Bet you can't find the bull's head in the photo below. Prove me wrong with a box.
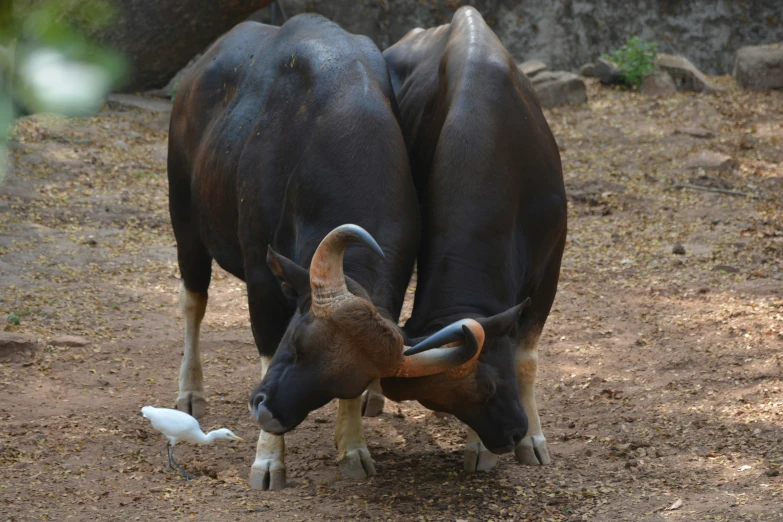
[381,301,533,455]
[250,224,495,435]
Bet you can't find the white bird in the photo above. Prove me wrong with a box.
[141,406,243,479]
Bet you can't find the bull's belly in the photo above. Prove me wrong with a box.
[211,247,246,281]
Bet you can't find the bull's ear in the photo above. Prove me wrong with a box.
[266,246,310,299]
[477,297,531,339]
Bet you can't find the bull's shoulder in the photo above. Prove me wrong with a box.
[175,22,277,111]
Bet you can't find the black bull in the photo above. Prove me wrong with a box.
[379,6,567,469]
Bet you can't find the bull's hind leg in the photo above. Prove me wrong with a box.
[335,397,376,479]
[249,356,287,490]
[361,379,385,417]
[177,282,208,418]
[514,332,551,465]
[169,160,212,419]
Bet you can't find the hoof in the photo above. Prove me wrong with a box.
[249,461,287,491]
[361,391,385,417]
[464,444,499,472]
[177,391,206,419]
[515,434,551,465]
[338,447,376,480]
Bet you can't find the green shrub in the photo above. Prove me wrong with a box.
[602,37,658,89]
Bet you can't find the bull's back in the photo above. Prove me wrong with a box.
[168,17,414,287]
[384,7,566,325]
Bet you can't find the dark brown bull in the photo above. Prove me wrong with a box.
[167,13,495,490]
[379,7,568,472]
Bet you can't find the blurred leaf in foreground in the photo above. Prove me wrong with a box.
[0,0,126,182]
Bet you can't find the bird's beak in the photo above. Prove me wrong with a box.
[232,435,245,443]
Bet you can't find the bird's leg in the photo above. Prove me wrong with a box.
[167,442,193,480]
[167,441,174,470]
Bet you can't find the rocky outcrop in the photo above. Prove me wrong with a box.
[595,58,622,85]
[733,43,783,91]
[640,71,677,96]
[656,54,717,93]
[98,0,783,91]
[531,71,587,107]
[580,63,596,77]
[253,0,783,76]
[519,60,548,78]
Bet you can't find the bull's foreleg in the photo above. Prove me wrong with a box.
[335,397,376,479]
[514,334,551,465]
[361,379,385,417]
[249,356,287,490]
[250,430,286,490]
[177,281,208,419]
[463,427,499,472]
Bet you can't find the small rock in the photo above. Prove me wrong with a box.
[713,265,739,274]
[739,135,759,149]
[640,71,677,96]
[518,59,548,78]
[532,71,587,107]
[114,140,130,152]
[684,151,738,172]
[579,62,595,77]
[733,43,783,91]
[765,468,781,477]
[674,127,716,139]
[656,54,717,93]
[595,57,622,85]
[0,333,40,361]
[672,244,686,255]
[49,335,89,348]
[774,273,783,280]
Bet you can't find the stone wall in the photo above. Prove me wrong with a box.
[254,0,782,75]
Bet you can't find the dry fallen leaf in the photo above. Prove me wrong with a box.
[667,499,683,511]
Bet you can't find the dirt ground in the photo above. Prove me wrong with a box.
[0,77,781,521]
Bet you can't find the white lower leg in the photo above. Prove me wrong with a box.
[515,342,550,465]
[249,355,287,490]
[464,427,498,472]
[177,281,208,418]
[249,430,286,490]
[335,397,376,479]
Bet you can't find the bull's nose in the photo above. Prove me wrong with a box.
[253,400,287,434]
[250,393,267,421]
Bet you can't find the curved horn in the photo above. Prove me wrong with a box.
[309,224,385,317]
[395,319,486,378]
